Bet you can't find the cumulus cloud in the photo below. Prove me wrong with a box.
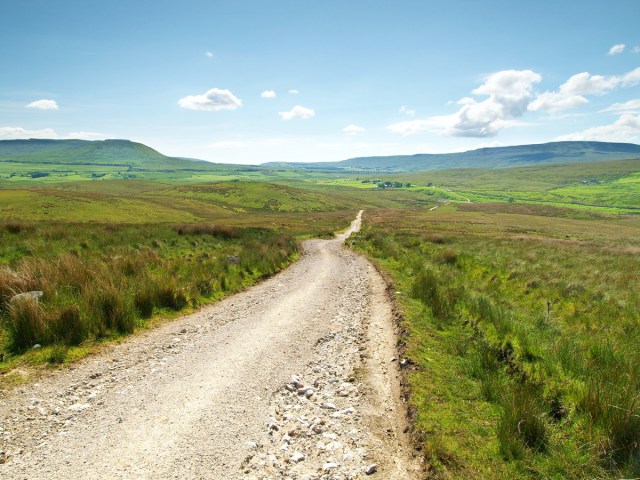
[342,124,366,135]
[178,88,242,111]
[261,90,276,98]
[608,43,625,56]
[555,114,640,142]
[278,105,315,120]
[529,67,640,113]
[399,105,415,116]
[288,89,300,94]
[388,69,541,137]
[26,99,58,110]
[603,99,640,113]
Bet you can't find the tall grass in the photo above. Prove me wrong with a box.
[0,222,298,354]
[354,207,640,478]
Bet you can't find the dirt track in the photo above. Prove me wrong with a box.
[0,211,421,479]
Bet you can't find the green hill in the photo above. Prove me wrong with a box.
[0,139,209,169]
[264,141,640,172]
[0,139,267,184]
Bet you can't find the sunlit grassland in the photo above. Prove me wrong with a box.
[0,179,391,378]
[0,221,301,378]
[401,159,640,213]
[353,206,640,479]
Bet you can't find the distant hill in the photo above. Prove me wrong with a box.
[263,141,640,172]
[0,139,213,170]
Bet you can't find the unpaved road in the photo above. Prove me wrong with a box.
[0,211,421,479]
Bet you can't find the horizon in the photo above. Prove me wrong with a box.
[1,1,639,164]
[2,137,640,166]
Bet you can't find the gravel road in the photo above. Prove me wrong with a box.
[0,211,421,479]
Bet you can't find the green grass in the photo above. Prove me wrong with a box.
[353,206,640,479]
[0,221,299,367]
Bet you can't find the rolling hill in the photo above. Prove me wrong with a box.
[0,139,211,169]
[0,139,265,183]
[264,141,640,172]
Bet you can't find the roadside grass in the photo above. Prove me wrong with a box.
[0,221,299,373]
[353,206,640,479]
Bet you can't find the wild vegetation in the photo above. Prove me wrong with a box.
[0,221,301,367]
[353,206,640,478]
[2,138,640,478]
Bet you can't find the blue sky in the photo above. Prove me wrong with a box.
[1,0,639,164]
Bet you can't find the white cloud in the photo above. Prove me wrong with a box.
[399,105,415,116]
[634,46,640,54]
[261,90,276,98]
[288,89,300,94]
[621,67,640,87]
[0,126,111,141]
[278,105,315,120]
[603,99,640,113]
[26,99,58,110]
[388,69,541,137]
[0,126,58,139]
[205,51,214,58]
[178,88,242,111]
[608,43,625,56]
[528,91,588,113]
[529,67,640,113]
[342,124,366,135]
[555,113,640,142]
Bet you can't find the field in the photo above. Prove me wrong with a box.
[1,141,639,477]
[353,206,640,478]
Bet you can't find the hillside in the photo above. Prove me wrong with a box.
[264,141,640,172]
[0,139,265,183]
[0,139,211,169]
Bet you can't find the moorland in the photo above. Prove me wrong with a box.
[1,138,639,478]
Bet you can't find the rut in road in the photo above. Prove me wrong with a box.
[0,211,421,479]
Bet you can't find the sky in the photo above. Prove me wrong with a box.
[1,0,639,164]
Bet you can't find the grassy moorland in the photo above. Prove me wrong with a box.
[391,158,640,214]
[0,221,301,371]
[0,177,377,376]
[353,206,640,478]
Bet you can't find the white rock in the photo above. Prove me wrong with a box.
[289,451,305,463]
[323,462,339,471]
